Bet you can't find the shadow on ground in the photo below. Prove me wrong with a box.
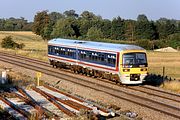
[143,73,176,86]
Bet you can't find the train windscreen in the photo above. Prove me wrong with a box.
[123,53,147,68]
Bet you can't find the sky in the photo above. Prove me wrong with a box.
[0,0,180,22]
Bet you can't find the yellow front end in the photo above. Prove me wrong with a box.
[119,50,148,84]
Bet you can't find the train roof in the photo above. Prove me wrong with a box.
[48,38,145,52]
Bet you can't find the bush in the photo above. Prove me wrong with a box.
[167,33,180,49]
[153,40,168,49]
[135,39,153,50]
[1,36,25,49]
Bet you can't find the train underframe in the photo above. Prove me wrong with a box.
[50,60,120,83]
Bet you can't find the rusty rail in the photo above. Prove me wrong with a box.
[44,84,84,102]
[44,84,108,113]
[11,92,44,118]
[38,88,91,111]
[0,95,30,119]
[32,87,75,117]
[15,86,59,118]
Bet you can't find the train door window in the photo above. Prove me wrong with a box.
[97,53,101,62]
[48,46,52,53]
[101,54,105,62]
[89,52,92,60]
[94,53,98,61]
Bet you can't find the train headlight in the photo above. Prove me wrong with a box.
[123,69,130,72]
[140,68,147,71]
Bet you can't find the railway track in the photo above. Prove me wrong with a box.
[0,86,111,119]
[0,52,180,119]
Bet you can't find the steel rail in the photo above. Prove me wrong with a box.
[0,95,30,119]
[15,86,59,118]
[32,87,76,117]
[0,54,180,119]
[126,86,180,103]
[1,51,179,100]
[1,52,179,102]
[37,87,91,111]
[43,84,108,113]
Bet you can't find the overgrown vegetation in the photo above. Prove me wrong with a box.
[0,17,32,31]
[32,10,180,50]
[1,36,25,49]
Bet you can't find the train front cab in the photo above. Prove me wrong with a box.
[119,50,148,84]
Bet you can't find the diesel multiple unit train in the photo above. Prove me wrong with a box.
[48,38,148,84]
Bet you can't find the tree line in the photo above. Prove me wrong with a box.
[0,10,179,49]
[0,17,32,31]
[32,10,180,49]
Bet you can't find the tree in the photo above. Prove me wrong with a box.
[42,23,53,40]
[80,11,101,20]
[111,16,125,40]
[137,14,148,22]
[64,10,78,18]
[32,10,50,37]
[49,12,64,25]
[0,19,5,30]
[156,18,176,39]
[135,14,158,40]
[51,18,76,38]
[86,27,103,40]
[178,22,180,33]
[100,19,112,39]
[124,20,135,41]
[4,20,14,31]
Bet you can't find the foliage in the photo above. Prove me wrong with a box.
[32,10,50,39]
[153,40,167,49]
[166,33,180,49]
[135,39,153,50]
[0,17,32,31]
[135,15,158,40]
[51,18,77,38]
[86,27,103,40]
[1,10,179,49]
[111,17,125,40]
[64,10,78,18]
[1,36,25,49]
[156,18,176,39]
[30,10,180,50]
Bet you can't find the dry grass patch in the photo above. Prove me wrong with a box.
[160,80,180,93]
[0,31,48,61]
[147,51,180,80]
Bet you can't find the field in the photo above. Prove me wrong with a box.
[0,31,48,61]
[147,51,180,80]
[0,31,179,91]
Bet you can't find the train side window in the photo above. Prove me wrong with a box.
[101,54,105,62]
